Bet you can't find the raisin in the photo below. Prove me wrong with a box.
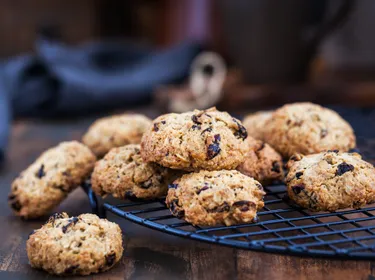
[336,162,354,176]
[48,212,66,224]
[36,164,46,178]
[201,127,212,135]
[196,186,209,194]
[207,134,221,160]
[125,191,138,201]
[105,252,116,267]
[64,265,79,275]
[192,124,201,130]
[168,184,179,189]
[327,149,339,153]
[291,184,305,195]
[169,199,185,218]
[191,115,202,124]
[161,121,166,125]
[153,123,159,132]
[233,118,248,140]
[140,180,153,189]
[10,200,22,211]
[62,217,79,233]
[208,202,230,213]
[233,200,256,212]
[271,161,281,173]
[295,172,303,179]
[320,129,328,138]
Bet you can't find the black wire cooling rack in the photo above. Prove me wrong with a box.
[82,136,375,260]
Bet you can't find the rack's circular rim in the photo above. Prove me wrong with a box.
[101,201,375,261]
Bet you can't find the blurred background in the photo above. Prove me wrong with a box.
[1,0,375,158]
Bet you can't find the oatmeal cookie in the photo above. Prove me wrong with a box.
[166,170,265,226]
[263,103,356,158]
[286,151,375,211]
[9,141,96,219]
[141,107,248,171]
[27,212,123,276]
[242,110,272,140]
[237,137,284,185]
[82,113,152,157]
[91,144,182,200]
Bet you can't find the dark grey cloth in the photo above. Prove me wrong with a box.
[0,39,201,159]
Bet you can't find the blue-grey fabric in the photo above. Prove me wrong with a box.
[0,39,201,160]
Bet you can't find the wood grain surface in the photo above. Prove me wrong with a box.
[1,107,375,280]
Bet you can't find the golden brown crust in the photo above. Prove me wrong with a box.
[9,141,96,219]
[237,137,284,185]
[166,170,265,226]
[82,113,152,157]
[141,107,248,171]
[263,103,356,158]
[91,144,183,200]
[242,111,272,140]
[286,151,375,211]
[27,212,123,276]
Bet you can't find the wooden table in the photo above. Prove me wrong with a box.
[1,107,374,280]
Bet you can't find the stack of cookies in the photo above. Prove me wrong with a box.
[8,102,375,276]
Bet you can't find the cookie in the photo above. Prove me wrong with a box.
[9,141,96,219]
[166,170,265,226]
[141,107,248,171]
[263,103,356,158]
[82,113,152,157]
[237,137,284,185]
[285,151,375,211]
[242,110,272,140]
[92,144,182,200]
[27,212,123,276]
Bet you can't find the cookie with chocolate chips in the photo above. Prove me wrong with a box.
[262,102,356,158]
[166,170,265,226]
[27,212,123,276]
[9,141,96,219]
[141,107,248,171]
[82,113,152,157]
[91,144,183,200]
[285,151,375,211]
[237,137,284,185]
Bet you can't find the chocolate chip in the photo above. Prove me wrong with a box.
[62,217,79,233]
[233,118,248,140]
[161,121,166,125]
[196,186,209,194]
[207,134,221,160]
[105,252,116,267]
[201,127,212,135]
[291,184,305,195]
[10,200,22,211]
[36,164,45,178]
[168,184,179,189]
[169,199,185,218]
[320,129,328,138]
[327,149,339,153]
[336,162,354,176]
[64,265,79,275]
[207,202,230,213]
[192,124,201,130]
[295,172,303,179]
[287,120,291,125]
[191,115,202,124]
[233,200,256,212]
[153,123,159,132]
[271,161,281,173]
[140,180,153,189]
